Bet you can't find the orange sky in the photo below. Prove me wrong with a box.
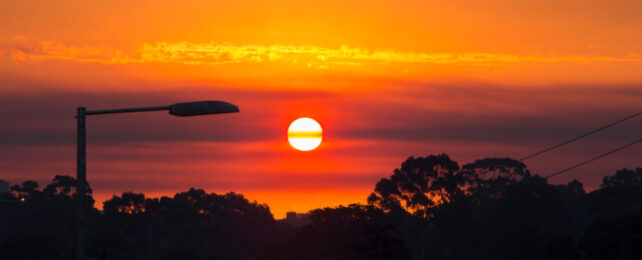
[1,0,641,218]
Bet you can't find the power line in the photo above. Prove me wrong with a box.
[519,111,641,161]
[544,138,641,179]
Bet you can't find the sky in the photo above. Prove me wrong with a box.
[0,0,641,218]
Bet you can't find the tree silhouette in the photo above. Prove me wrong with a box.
[103,191,147,215]
[99,188,281,259]
[2,176,97,260]
[44,175,93,201]
[566,179,586,197]
[10,180,40,198]
[367,155,530,217]
[367,154,461,217]
[1,159,641,259]
[602,168,642,187]
[588,168,642,217]
[459,157,530,198]
[262,204,409,260]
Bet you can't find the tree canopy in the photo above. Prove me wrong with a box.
[1,157,640,259]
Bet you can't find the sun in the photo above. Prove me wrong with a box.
[288,118,322,151]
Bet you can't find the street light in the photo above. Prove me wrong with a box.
[75,101,239,260]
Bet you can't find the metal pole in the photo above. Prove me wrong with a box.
[76,107,86,260]
[86,105,170,116]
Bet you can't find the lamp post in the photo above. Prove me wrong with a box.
[75,101,239,260]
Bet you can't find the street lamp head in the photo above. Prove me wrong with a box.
[169,101,239,117]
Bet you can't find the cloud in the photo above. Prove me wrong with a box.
[0,82,639,149]
[2,37,641,67]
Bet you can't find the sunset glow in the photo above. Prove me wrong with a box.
[0,0,640,219]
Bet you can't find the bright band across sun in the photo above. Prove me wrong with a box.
[288,118,323,151]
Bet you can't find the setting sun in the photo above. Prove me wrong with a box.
[287,118,323,151]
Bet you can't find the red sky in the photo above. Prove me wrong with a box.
[1,0,641,218]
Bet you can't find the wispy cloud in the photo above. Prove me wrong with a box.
[2,38,641,67]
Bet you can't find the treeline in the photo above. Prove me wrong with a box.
[1,178,286,259]
[1,154,641,259]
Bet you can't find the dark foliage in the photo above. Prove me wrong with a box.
[1,177,285,259]
[0,157,640,259]
[580,212,642,260]
[262,204,409,259]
